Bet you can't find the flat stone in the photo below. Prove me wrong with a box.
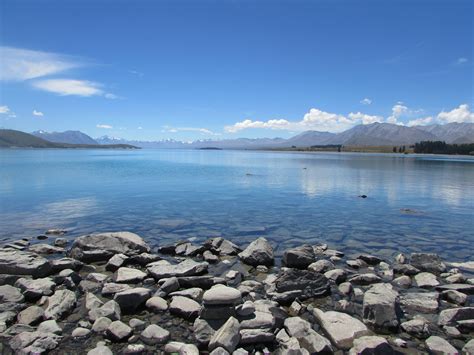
[274,268,330,300]
[106,254,128,271]
[0,249,51,277]
[50,257,83,272]
[349,336,392,355]
[425,336,457,354]
[9,331,61,353]
[15,277,56,300]
[0,284,24,307]
[205,237,240,256]
[313,309,369,349]
[69,231,150,262]
[106,320,132,342]
[114,287,151,313]
[436,283,474,294]
[169,296,201,320]
[239,329,275,344]
[115,267,148,283]
[146,296,168,312]
[363,283,400,333]
[308,259,334,273]
[282,245,315,269]
[203,285,242,305]
[238,237,274,266]
[169,287,203,301]
[349,273,382,285]
[37,319,62,334]
[410,253,446,274]
[17,306,44,325]
[357,254,383,265]
[414,272,439,288]
[441,290,467,305]
[449,261,474,272]
[209,316,240,353]
[29,243,65,254]
[140,324,170,345]
[400,292,439,313]
[44,289,76,320]
[147,259,208,280]
[88,300,121,322]
[102,282,131,296]
[438,307,474,326]
[284,316,333,353]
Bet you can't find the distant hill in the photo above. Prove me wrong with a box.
[415,122,474,144]
[32,130,98,145]
[0,129,139,149]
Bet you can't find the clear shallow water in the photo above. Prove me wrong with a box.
[0,149,473,262]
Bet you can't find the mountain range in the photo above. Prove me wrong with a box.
[11,122,474,149]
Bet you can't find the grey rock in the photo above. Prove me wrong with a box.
[106,320,132,342]
[324,268,347,284]
[9,331,61,353]
[392,275,411,288]
[140,324,170,345]
[349,273,382,285]
[204,250,219,263]
[393,263,420,276]
[400,292,439,313]
[401,317,430,338]
[410,253,446,274]
[274,268,330,300]
[29,243,65,254]
[441,290,467,305]
[358,254,383,265]
[282,245,315,269]
[87,345,114,355]
[349,336,393,355]
[203,285,242,305]
[85,292,104,310]
[0,284,25,309]
[105,253,128,271]
[438,307,474,326]
[463,339,474,354]
[89,300,121,322]
[205,237,241,256]
[169,287,203,301]
[165,341,199,354]
[239,329,275,344]
[284,316,333,353]
[113,287,151,313]
[101,282,131,296]
[37,319,62,334]
[72,327,91,337]
[145,296,168,312]
[425,336,458,354]
[69,231,150,262]
[157,276,180,295]
[313,308,369,349]
[92,317,112,333]
[123,344,146,354]
[338,282,353,296]
[414,272,439,288]
[54,238,67,247]
[169,295,201,320]
[0,311,17,332]
[0,249,51,277]
[238,237,274,266]
[44,289,76,320]
[17,306,44,325]
[193,317,217,346]
[129,318,146,331]
[147,259,208,280]
[15,277,56,300]
[114,267,147,283]
[363,283,400,333]
[436,283,474,294]
[50,257,83,272]
[209,316,240,353]
[308,259,334,273]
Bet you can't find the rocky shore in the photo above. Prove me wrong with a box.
[0,231,473,354]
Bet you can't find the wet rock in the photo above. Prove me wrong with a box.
[392,263,420,276]
[349,273,382,285]
[0,249,51,277]
[101,282,131,296]
[89,300,121,322]
[400,292,439,313]
[147,259,208,280]
[87,345,114,355]
[169,295,201,320]
[441,290,467,305]
[282,245,315,269]
[438,307,474,326]
[15,277,56,300]
[9,331,61,354]
[410,253,446,274]
[401,316,430,338]
[338,282,353,296]
[106,253,128,271]
[129,252,161,266]
[205,237,241,256]
[54,238,67,247]
[392,275,411,288]
[203,285,242,306]
[178,275,224,289]
[29,243,65,254]
[208,316,240,353]
[358,254,383,265]
[146,296,168,312]
[436,283,474,294]
[92,316,112,334]
[69,231,150,262]
[414,272,439,288]
[37,319,62,334]
[17,305,44,325]
[363,283,400,333]
[203,250,219,263]
[274,268,330,300]
[324,268,347,284]
[425,336,458,354]
[114,287,151,313]
[72,327,91,337]
[50,257,83,272]
[347,259,368,269]
[308,259,334,273]
[313,308,369,349]
[284,316,332,353]
[106,320,132,342]
[114,267,147,283]
[349,336,393,354]
[44,289,76,320]
[140,324,170,345]
[238,237,274,266]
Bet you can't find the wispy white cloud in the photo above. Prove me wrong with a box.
[0,105,10,114]
[162,126,220,136]
[455,57,468,65]
[137,126,143,130]
[32,79,116,98]
[97,124,113,129]
[129,70,144,77]
[360,98,372,105]
[0,46,81,81]
[32,110,44,117]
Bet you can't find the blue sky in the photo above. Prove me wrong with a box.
[0,0,472,141]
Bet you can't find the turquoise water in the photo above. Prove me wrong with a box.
[1,149,473,261]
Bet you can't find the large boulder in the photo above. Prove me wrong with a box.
[282,245,315,269]
[313,308,369,350]
[0,249,51,277]
[410,253,446,274]
[425,336,458,354]
[238,237,274,266]
[438,307,474,326]
[9,331,61,354]
[69,232,150,262]
[400,292,439,314]
[274,269,330,300]
[15,277,56,301]
[363,283,400,333]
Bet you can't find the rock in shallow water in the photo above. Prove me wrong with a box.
[238,237,274,266]
[362,283,400,333]
[282,245,315,269]
[274,268,330,300]
[0,249,52,277]
[410,253,446,274]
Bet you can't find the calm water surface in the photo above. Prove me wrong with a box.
[0,149,473,261]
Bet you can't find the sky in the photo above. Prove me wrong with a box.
[0,0,473,141]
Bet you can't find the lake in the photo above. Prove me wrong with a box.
[0,149,473,262]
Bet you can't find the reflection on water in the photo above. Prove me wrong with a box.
[0,149,473,261]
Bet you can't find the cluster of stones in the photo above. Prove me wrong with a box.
[0,231,473,354]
